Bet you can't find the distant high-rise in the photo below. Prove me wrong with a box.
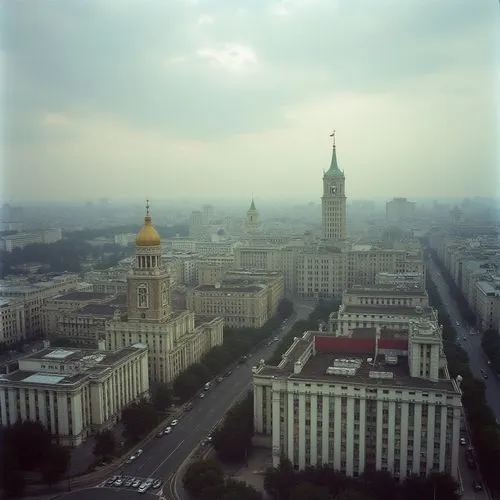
[245,198,261,234]
[321,132,347,242]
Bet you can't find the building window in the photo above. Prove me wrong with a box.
[137,284,149,309]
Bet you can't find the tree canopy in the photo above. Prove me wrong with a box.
[1,421,71,496]
[212,391,254,463]
[93,429,116,462]
[121,399,159,442]
[183,460,262,500]
[150,382,173,412]
[264,460,459,500]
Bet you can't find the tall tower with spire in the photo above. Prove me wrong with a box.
[245,198,261,234]
[321,131,347,242]
[127,200,172,322]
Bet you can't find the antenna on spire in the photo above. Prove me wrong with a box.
[146,199,150,216]
[329,130,336,148]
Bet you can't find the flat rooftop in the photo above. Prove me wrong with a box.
[55,291,109,301]
[0,345,147,388]
[195,283,265,293]
[259,351,454,392]
[343,305,432,316]
[345,287,426,296]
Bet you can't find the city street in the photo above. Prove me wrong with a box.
[426,258,493,499]
[56,302,315,500]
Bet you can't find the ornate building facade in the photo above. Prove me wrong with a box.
[105,203,224,383]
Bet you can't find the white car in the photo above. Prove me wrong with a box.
[164,426,172,434]
[136,449,143,456]
[171,419,178,426]
[459,437,466,446]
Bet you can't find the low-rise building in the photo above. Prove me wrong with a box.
[0,344,149,446]
[253,321,462,480]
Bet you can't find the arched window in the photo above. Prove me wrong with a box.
[137,283,149,308]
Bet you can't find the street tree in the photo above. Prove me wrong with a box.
[40,444,70,487]
[277,298,294,319]
[222,479,263,500]
[290,482,331,500]
[182,459,224,498]
[121,400,158,442]
[335,490,374,500]
[93,429,116,462]
[150,382,173,412]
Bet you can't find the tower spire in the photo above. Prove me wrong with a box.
[330,130,336,148]
[146,199,150,216]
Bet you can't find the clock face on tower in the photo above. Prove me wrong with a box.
[329,185,337,195]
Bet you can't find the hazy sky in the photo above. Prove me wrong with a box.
[2,0,498,204]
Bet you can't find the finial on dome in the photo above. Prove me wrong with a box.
[146,199,150,216]
[330,130,336,148]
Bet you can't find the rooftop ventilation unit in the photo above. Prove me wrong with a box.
[369,371,394,379]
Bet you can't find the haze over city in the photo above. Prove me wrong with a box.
[3,0,498,204]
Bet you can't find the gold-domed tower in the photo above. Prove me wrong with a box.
[127,200,171,322]
[136,200,161,247]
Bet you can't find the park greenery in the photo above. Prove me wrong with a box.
[0,223,188,277]
[0,421,71,498]
[425,268,500,494]
[172,298,295,401]
[263,459,460,500]
[183,459,263,500]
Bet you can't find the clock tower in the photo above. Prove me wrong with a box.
[127,201,171,322]
[321,132,347,242]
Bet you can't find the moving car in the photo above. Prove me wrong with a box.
[152,479,162,489]
[459,437,466,446]
[139,478,154,494]
[106,476,118,486]
[472,480,483,491]
[132,479,142,488]
[113,478,123,487]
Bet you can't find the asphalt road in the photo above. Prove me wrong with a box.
[426,258,500,419]
[426,258,492,499]
[57,301,315,500]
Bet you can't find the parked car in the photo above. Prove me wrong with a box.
[472,480,483,491]
[164,426,172,434]
[171,419,178,426]
[152,479,162,489]
[106,476,118,486]
[459,437,466,445]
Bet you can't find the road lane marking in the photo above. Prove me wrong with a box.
[149,439,185,477]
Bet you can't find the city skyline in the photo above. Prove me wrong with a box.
[3,0,498,203]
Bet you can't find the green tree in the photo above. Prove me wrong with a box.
[277,298,294,319]
[182,459,225,498]
[263,458,297,500]
[122,400,158,442]
[335,490,374,500]
[291,482,331,500]
[173,370,200,401]
[427,472,460,500]
[222,479,263,500]
[40,444,70,487]
[3,420,52,471]
[150,382,173,412]
[212,392,253,463]
[93,429,116,462]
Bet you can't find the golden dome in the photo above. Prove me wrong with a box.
[136,201,161,247]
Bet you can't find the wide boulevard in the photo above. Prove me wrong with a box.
[58,301,315,500]
[426,256,496,499]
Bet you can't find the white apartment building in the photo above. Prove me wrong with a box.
[0,274,81,338]
[187,281,269,328]
[475,281,500,331]
[0,344,149,446]
[1,228,62,252]
[253,323,462,480]
[0,298,26,345]
[333,286,435,336]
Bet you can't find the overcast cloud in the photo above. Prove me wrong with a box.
[1,0,498,203]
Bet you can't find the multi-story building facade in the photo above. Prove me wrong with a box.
[0,344,149,446]
[332,286,435,336]
[187,280,268,328]
[253,322,462,480]
[0,298,26,345]
[231,139,425,299]
[105,204,223,383]
[0,274,81,339]
[1,228,62,252]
